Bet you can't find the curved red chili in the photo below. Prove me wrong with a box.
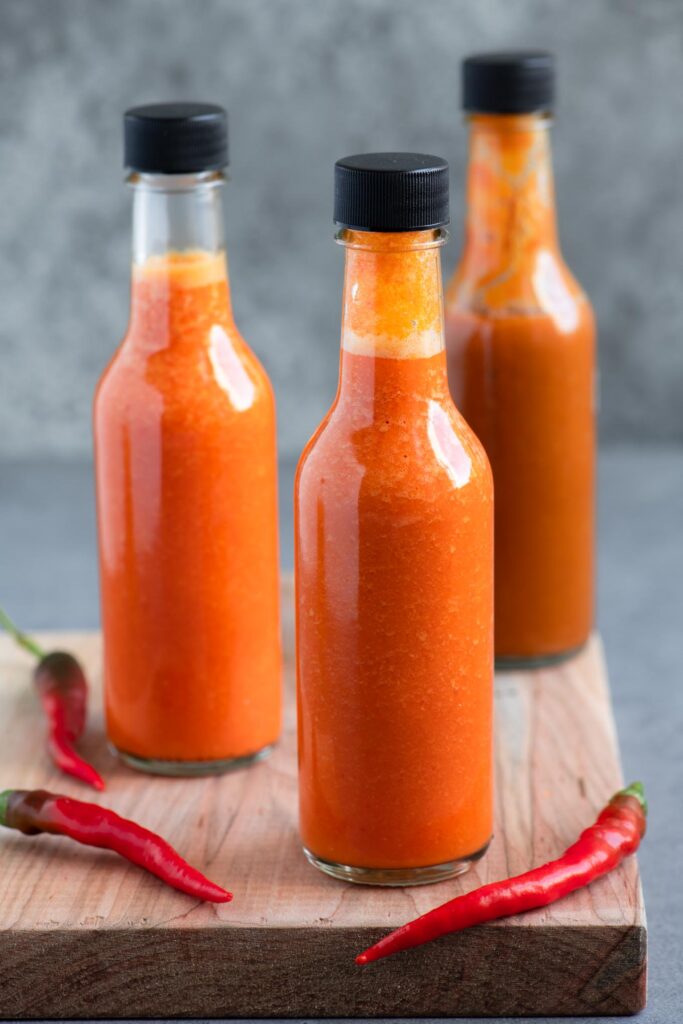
[356,782,647,965]
[0,789,232,903]
[0,609,104,791]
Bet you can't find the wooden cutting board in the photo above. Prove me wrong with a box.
[0,576,646,1018]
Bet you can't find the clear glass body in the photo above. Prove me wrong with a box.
[445,114,596,667]
[94,171,282,774]
[295,227,494,885]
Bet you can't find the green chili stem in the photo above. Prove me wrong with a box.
[619,780,648,815]
[0,607,44,660]
[0,790,11,827]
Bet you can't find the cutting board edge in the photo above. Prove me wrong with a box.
[0,920,647,1018]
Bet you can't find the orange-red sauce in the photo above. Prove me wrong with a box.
[296,231,493,869]
[95,251,282,762]
[446,115,595,660]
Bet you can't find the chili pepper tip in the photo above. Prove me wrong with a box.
[48,732,107,792]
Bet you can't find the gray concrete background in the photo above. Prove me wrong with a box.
[0,0,682,460]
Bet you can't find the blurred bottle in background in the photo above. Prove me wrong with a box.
[94,104,281,774]
[445,53,596,667]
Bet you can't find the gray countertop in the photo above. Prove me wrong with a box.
[0,444,681,1023]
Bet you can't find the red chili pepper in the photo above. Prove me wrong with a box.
[0,788,233,903]
[0,608,104,791]
[356,782,647,965]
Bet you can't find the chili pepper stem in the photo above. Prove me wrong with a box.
[0,606,45,660]
[619,781,647,813]
[0,790,10,827]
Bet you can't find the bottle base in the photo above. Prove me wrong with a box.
[110,741,276,777]
[495,642,586,671]
[302,838,491,887]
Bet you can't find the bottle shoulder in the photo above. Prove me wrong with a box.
[296,396,492,505]
[95,320,275,423]
[446,246,594,333]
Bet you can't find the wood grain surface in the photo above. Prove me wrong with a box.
[0,576,646,1017]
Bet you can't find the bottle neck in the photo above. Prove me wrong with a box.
[461,113,559,282]
[339,228,446,357]
[336,228,449,411]
[127,171,233,342]
[130,170,227,262]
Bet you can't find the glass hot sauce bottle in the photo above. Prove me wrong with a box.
[94,104,282,773]
[295,154,494,885]
[445,54,596,667]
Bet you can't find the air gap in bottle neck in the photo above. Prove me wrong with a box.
[124,102,229,268]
